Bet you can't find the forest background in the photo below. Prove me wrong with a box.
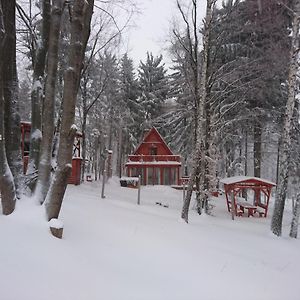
[0,0,299,237]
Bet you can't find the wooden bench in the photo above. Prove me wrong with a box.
[255,208,266,217]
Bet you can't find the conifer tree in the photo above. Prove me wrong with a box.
[138,52,168,126]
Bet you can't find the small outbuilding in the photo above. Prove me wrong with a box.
[20,121,83,185]
[125,127,181,185]
[220,176,276,217]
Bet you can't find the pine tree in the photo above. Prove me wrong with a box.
[157,51,194,171]
[119,53,140,156]
[138,52,168,126]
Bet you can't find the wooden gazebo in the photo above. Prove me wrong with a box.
[220,176,276,218]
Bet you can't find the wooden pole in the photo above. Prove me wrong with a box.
[137,175,141,205]
[101,169,106,199]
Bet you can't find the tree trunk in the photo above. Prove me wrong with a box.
[117,122,123,178]
[2,0,22,197]
[181,0,216,223]
[0,84,16,215]
[276,137,281,186]
[290,193,300,238]
[28,0,51,176]
[253,120,262,178]
[245,129,248,176]
[45,0,94,221]
[0,2,16,214]
[35,0,65,204]
[80,111,87,182]
[271,0,300,236]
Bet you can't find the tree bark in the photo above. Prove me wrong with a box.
[80,112,87,182]
[253,120,262,178]
[2,0,22,197]
[290,193,300,238]
[271,0,300,236]
[28,0,51,175]
[0,1,16,214]
[35,0,65,204]
[45,0,94,221]
[181,0,216,223]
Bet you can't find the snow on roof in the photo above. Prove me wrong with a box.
[120,176,139,182]
[125,161,181,166]
[220,176,276,186]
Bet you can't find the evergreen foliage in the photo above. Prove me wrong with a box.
[137,52,168,126]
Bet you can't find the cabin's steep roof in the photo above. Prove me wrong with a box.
[133,127,173,155]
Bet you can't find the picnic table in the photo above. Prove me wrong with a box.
[236,198,257,217]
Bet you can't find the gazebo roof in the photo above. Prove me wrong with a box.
[220,176,276,186]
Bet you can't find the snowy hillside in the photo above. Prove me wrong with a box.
[1,178,299,300]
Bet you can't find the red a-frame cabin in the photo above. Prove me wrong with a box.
[125,127,181,185]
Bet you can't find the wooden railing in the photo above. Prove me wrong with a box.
[127,155,181,162]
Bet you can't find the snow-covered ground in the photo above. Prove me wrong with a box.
[1,178,300,300]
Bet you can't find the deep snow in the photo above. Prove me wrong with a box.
[0,178,299,300]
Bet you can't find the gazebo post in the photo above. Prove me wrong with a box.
[265,187,272,217]
[231,192,235,220]
[224,185,231,212]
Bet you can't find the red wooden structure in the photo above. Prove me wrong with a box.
[220,176,276,217]
[125,127,181,185]
[20,121,82,185]
[20,122,31,174]
[68,132,83,185]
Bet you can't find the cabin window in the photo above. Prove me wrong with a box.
[146,167,160,185]
[162,168,177,185]
[149,147,157,155]
[163,168,170,185]
[147,167,154,185]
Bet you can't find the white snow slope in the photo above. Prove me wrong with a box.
[0,177,299,300]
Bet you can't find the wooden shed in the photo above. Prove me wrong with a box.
[125,127,181,185]
[20,121,82,185]
[220,176,276,217]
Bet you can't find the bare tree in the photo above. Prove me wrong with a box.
[45,0,94,221]
[271,0,300,236]
[2,0,22,197]
[35,0,66,204]
[290,193,300,238]
[181,0,216,223]
[27,0,51,176]
[0,0,17,214]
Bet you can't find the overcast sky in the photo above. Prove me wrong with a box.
[123,0,209,67]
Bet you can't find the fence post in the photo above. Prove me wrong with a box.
[137,175,141,205]
[101,169,106,199]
